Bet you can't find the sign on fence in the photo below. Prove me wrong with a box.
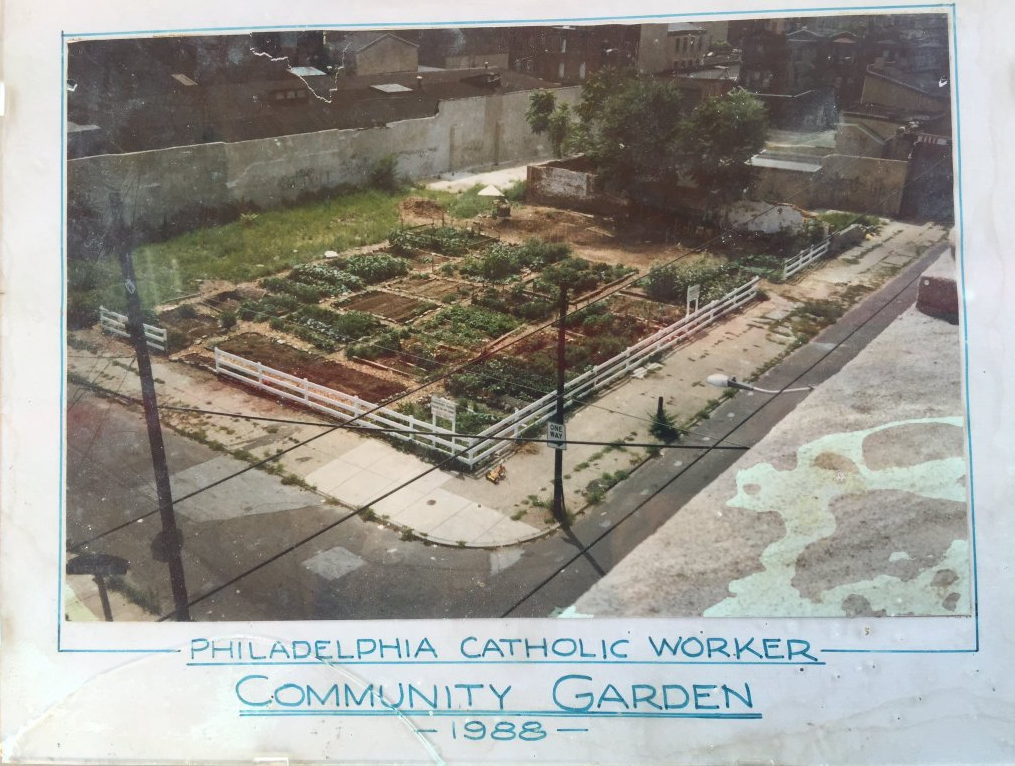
[430,396,457,423]
[686,283,701,315]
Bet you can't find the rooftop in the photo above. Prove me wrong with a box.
[573,266,968,618]
[66,60,555,156]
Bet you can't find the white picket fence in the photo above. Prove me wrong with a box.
[782,237,832,281]
[99,306,168,353]
[214,276,760,469]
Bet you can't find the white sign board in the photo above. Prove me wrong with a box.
[430,396,457,422]
[548,421,566,450]
[687,283,701,315]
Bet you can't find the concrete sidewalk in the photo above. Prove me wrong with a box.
[424,162,530,193]
[67,219,949,548]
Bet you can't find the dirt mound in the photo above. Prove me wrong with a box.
[489,206,618,248]
[400,197,447,224]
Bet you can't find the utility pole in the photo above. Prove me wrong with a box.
[113,200,191,621]
[551,284,569,527]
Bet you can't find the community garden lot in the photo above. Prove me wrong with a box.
[66,180,877,459]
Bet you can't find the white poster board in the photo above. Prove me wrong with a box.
[2,0,1013,764]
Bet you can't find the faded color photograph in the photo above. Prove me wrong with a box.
[63,12,966,622]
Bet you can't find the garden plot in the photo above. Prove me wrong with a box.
[443,302,655,411]
[338,290,437,323]
[147,221,769,465]
[158,304,221,351]
[389,274,469,302]
[217,332,406,402]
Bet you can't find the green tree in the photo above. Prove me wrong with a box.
[570,68,683,192]
[546,103,572,158]
[678,90,769,225]
[526,89,557,135]
[528,90,573,159]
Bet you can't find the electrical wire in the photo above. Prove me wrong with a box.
[68,150,954,611]
[500,253,941,616]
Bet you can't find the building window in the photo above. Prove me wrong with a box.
[560,37,567,53]
[579,61,586,79]
[558,61,566,79]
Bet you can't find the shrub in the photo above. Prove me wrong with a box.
[650,407,681,443]
[642,257,744,304]
[448,186,494,219]
[819,211,882,235]
[368,155,400,192]
[503,180,527,202]
[219,310,237,330]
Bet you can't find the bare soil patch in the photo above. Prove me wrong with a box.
[390,275,467,302]
[158,305,220,348]
[339,290,437,323]
[399,197,449,226]
[217,332,407,402]
[608,293,684,326]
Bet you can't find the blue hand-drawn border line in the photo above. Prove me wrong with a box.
[57,1,976,657]
[238,710,763,719]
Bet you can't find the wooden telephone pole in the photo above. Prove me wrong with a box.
[112,197,191,621]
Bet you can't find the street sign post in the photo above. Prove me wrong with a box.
[548,421,566,450]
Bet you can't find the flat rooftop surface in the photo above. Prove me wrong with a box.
[573,298,969,618]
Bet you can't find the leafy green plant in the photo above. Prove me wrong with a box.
[819,211,882,235]
[342,253,410,283]
[649,406,681,443]
[288,262,364,293]
[291,306,382,345]
[260,276,329,303]
[388,226,485,256]
[422,305,519,346]
[642,257,744,304]
[238,294,299,321]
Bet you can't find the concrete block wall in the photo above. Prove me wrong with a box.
[749,153,909,217]
[67,86,580,259]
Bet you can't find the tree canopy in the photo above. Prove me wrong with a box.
[678,89,769,220]
[526,71,770,221]
[570,69,684,190]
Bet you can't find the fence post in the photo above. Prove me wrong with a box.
[256,361,264,386]
[303,378,309,402]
